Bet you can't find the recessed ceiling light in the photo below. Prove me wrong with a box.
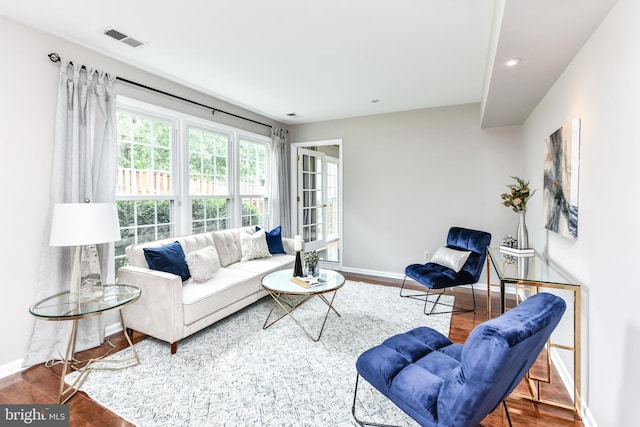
[504,58,522,67]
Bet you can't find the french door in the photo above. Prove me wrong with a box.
[297,148,326,253]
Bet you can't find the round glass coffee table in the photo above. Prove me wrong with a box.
[261,268,345,341]
[29,284,141,403]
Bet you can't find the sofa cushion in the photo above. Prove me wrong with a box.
[182,268,260,325]
[225,253,295,275]
[186,246,221,282]
[212,226,254,267]
[256,226,286,254]
[240,229,272,262]
[126,232,216,268]
[143,241,191,281]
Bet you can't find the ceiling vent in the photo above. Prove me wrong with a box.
[104,28,145,48]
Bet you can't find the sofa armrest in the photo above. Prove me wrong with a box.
[118,265,184,345]
[281,237,295,255]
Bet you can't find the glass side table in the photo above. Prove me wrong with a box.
[29,284,142,404]
[486,247,582,419]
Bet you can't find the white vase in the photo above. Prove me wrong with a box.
[517,210,529,249]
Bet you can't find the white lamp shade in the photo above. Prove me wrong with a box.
[49,203,121,246]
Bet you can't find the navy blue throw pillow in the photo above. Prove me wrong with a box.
[143,241,191,281]
[256,226,286,254]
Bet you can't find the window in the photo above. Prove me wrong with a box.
[114,97,270,272]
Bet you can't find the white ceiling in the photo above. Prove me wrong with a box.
[0,0,617,127]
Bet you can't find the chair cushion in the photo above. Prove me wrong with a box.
[446,227,492,282]
[405,263,475,289]
[356,327,459,426]
[404,227,492,290]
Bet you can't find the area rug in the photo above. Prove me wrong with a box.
[67,281,453,426]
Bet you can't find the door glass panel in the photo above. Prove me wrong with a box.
[299,150,325,252]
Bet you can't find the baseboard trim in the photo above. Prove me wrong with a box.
[0,358,25,379]
[550,348,595,426]
[105,321,123,338]
[582,405,598,427]
[339,265,507,294]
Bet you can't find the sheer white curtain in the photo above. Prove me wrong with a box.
[269,127,291,236]
[23,58,118,367]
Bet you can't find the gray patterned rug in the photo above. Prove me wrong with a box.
[67,281,453,426]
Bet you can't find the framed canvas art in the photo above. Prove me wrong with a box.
[543,118,581,239]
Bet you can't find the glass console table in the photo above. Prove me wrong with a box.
[486,247,582,419]
[29,284,141,403]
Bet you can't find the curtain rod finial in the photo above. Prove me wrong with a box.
[48,52,60,63]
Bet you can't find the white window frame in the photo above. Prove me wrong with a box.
[114,96,271,265]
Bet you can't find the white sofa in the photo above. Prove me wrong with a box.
[118,226,295,353]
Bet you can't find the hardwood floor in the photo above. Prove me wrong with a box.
[1,273,583,426]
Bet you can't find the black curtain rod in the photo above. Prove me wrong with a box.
[48,52,273,129]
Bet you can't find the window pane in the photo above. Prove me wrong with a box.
[189,128,229,196]
[191,198,230,232]
[239,139,267,195]
[241,197,267,227]
[137,200,156,226]
[114,200,175,271]
[115,228,134,258]
[118,200,135,227]
[116,111,173,196]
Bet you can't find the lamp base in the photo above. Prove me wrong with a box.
[69,246,104,303]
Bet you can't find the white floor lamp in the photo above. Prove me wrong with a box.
[49,201,121,303]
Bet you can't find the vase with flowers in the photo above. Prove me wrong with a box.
[303,250,320,277]
[500,176,536,249]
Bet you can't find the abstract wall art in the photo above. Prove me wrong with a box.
[543,118,581,239]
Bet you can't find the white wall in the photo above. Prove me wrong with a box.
[289,103,522,276]
[521,0,640,425]
[0,16,284,369]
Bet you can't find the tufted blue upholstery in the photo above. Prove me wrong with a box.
[405,227,492,290]
[354,292,566,427]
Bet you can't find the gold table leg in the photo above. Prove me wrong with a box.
[263,290,341,341]
[57,309,140,404]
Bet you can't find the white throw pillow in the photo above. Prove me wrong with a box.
[430,246,472,273]
[240,229,272,262]
[186,246,221,282]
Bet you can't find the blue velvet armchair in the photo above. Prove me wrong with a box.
[352,292,566,427]
[401,227,491,314]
